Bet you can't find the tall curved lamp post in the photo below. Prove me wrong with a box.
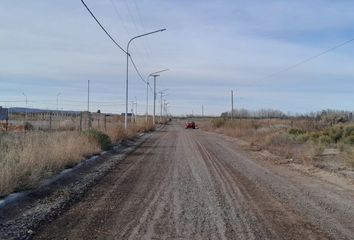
[125,28,166,129]
[146,69,169,123]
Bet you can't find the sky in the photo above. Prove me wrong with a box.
[1,0,354,116]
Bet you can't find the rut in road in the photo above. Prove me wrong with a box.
[35,123,354,240]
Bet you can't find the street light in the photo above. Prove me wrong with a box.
[56,92,61,111]
[151,74,159,125]
[146,69,169,123]
[164,101,169,118]
[125,28,166,129]
[158,89,169,123]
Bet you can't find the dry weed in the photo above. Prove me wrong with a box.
[0,131,100,196]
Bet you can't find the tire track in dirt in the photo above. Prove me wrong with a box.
[206,133,354,239]
[194,137,330,239]
[34,123,354,240]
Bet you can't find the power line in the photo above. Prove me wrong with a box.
[262,37,354,80]
[80,0,127,54]
[122,0,150,60]
[80,0,151,93]
[132,0,152,58]
[122,0,140,39]
[80,0,151,88]
[148,82,153,93]
[108,0,131,36]
[129,55,147,84]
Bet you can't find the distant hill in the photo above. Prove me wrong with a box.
[8,107,80,115]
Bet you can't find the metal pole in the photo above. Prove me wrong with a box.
[49,112,52,130]
[160,92,163,123]
[125,46,129,129]
[79,112,83,132]
[231,90,234,120]
[125,29,166,129]
[163,99,166,121]
[87,80,90,112]
[153,75,157,125]
[135,96,137,123]
[148,69,169,125]
[146,79,149,123]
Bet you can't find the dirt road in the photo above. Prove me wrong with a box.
[35,122,354,240]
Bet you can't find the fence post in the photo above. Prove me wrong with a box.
[104,114,107,131]
[5,109,9,131]
[88,112,92,129]
[79,112,83,132]
[49,112,52,130]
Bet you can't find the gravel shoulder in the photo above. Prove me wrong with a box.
[0,133,151,240]
[25,122,354,239]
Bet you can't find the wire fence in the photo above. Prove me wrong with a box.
[0,108,136,132]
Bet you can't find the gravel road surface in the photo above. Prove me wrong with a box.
[35,122,354,240]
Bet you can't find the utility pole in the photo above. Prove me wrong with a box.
[163,99,166,121]
[160,92,163,123]
[231,90,234,120]
[135,96,138,123]
[87,80,90,112]
[152,74,159,125]
[148,69,169,125]
[146,79,149,123]
[165,102,169,119]
[165,102,169,118]
[157,89,168,123]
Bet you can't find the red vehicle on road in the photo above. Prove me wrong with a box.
[185,121,196,129]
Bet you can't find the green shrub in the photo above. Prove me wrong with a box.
[83,129,112,151]
[319,135,331,145]
[24,122,34,131]
[310,132,320,139]
[289,128,306,135]
[344,125,354,137]
[344,135,354,145]
[294,133,310,143]
[329,127,343,143]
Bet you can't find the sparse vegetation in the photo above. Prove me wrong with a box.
[0,117,157,197]
[0,131,100,197]
[83,129,112,151]
[200,117,354,171]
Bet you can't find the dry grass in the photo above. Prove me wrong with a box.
[0,131,100,197]
[104,119,155,143]
[0,116,157,197]
[199,118,329,165]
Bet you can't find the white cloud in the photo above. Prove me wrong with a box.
[1,0,354,115]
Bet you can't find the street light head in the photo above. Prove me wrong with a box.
[159,28,166,32]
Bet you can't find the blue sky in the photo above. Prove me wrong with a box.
[1,0,354,115]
